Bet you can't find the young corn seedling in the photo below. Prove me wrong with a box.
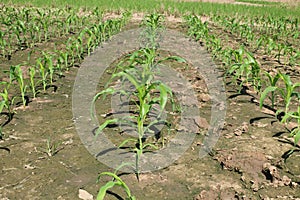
[275,73,300,117]
[39,137,62,157]
[36,57,48,91]
[56,50,69,71]
[288,50,300,67]
[0,30,7,58]
[141,13,165,49]
[79,28,96,56]
[226,46,261,92]
[42,51,55,85]
[97,171,136,200]
[282,105,300,148]
[0,81,15,120]
[185,15,209,44]
[10,65,28,107]
[260,72,300,120]
[74,37,84,63]
[260,72,280,109]
[92,47,185,178]
[28,66,37,99]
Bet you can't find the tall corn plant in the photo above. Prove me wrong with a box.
[92,47,185,178]
[92,13,185,179]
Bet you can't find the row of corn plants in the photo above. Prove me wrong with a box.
[185,14,262,92]
[0,6,130,140]
[0,5,105,59]
[185,14,300,155]
[92,13,186,200]
[211,14,300,67]
[209,14,300,150]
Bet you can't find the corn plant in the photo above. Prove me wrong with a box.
[281,105,300,147]
[39,137,62,157]
[36,57,48,91]
[0,30,6,58]
[97,171,136,200]
[226,46,261,92]
[185,15,209,44]
[260,71,300,151]
[16,20,27,48]
[92,47,185,178]
[260,71,300,118]
[289,50,300,67]
[28,66,37,99]
[260,72,280,109]
[0,81,15,120]
[10,65,28,107]
[42,51,55,85]
[74,37,84,63]
[56,50,69,70]
[141,13,165,49]
[278,73,299,115]
[79,28,96,56]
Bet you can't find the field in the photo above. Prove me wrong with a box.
[0,0,300,199]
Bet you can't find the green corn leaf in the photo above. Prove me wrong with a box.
[159,83,172,112]
[227,64,240,75]
[158,84,169,113]
[91,87,116,120]
[118,138,137,148]
[278,72,292,86]
[281,112,292,123]
[293,82,300,90]
[95,118,119,137]
[141,103,151,119]
[290,126,300,146]
[93,87,116,99]
[294,129,300,146]
[143,143,158,150]
[284,110,300,119]
[112,71,140,92]
[246,52,256,64]
[0,101,6,113]
[259,86,278,108]
[97,180,117,200]
[292,91,300,100]
[264,71,280,86]
[149,97,160,105]
[98,172,132,194]
[144,119,165,133]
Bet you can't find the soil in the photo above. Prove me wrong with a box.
[1,6,300,200]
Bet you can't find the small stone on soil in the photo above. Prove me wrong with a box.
[78,189,93,200]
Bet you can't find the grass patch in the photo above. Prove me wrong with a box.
[1,0,300,18]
